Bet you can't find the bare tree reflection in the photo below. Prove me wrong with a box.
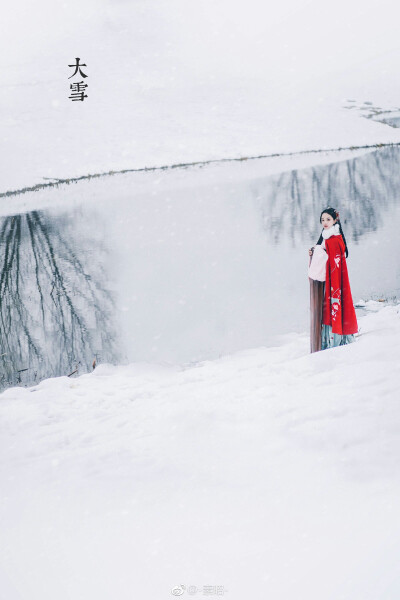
[253,146,399,245]
[0,210,119,390]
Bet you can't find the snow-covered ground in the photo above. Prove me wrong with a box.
[1,301,399,600]
[2,0,400,192]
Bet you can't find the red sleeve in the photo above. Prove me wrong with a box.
[325,237,344,334]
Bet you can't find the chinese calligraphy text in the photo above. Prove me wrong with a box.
[68,57,88,102]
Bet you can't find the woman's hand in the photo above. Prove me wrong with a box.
[308,246,314,256]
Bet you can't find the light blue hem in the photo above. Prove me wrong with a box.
[321,324,355,350]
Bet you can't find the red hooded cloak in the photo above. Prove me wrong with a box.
[322,234,358,335]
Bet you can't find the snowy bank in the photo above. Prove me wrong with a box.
[2,1,400,192]
[1,301,400,599]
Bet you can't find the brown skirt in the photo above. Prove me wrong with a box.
[309,279,325,353]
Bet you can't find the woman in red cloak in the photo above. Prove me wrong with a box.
[308,207,358,351]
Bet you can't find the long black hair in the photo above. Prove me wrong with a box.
[316,207,349,258]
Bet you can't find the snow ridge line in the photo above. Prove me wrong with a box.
[0,141,398,199]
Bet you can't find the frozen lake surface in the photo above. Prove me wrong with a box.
[1,146,400,390]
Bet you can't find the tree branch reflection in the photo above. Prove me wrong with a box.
[0,210,119,390]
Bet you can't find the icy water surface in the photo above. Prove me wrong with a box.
[1,146,400,390]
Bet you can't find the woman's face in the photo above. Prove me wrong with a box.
[321,213,337,229]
